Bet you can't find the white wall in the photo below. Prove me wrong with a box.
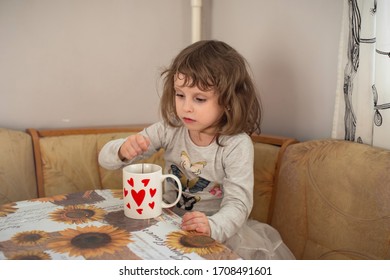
[0,0,343,141]
[0,0,191,129]
[210,0,343,140]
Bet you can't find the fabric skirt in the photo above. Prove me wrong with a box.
[225,219,296,260]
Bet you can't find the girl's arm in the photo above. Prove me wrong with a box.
[98,138,128,170]
[208,135,254,242]
[98,122,166,170]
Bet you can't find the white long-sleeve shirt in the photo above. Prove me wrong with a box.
[98,121,254,242]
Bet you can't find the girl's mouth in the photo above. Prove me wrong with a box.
[183,117,195,124]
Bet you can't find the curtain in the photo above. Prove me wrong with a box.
[332,0,390,149]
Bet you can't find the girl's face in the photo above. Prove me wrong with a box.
[174,73,224,138]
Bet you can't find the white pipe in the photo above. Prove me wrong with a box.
[191,0,202,43]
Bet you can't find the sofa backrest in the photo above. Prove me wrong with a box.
[250,135,298,223]
[27,126,164,198]
[0,128,37,204]
[27,126,297,224]
[271,139,390,260]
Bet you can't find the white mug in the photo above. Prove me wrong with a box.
[122,163,182,219]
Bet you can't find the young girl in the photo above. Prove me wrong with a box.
[99,40,294,259]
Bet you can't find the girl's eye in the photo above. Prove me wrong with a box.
[175,92,184,98]
[195,97,206,103]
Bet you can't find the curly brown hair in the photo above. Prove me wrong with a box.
[159,40,262,137]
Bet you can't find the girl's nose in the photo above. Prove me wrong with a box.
[183,99,193,112]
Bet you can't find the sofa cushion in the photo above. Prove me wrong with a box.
[271,139,390,259]
[39,134,101,196]
[250,142,280,223]
[37,130,166,197]
[0,128,37,204]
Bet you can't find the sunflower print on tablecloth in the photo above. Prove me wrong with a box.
[9,250,51,260]
[49,205,106,224]
[30,194,67,203]
[11,230,50,246]
[165,230,225,256]
[0,202,17,217]
[47,225,132,258]
[110,189,123,199]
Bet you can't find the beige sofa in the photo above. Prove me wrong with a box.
[271,139,390,260]
[1,126,389,260]
[0,128,37,203]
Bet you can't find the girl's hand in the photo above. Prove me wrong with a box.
[119,134,150,161]
[181,211,211,236]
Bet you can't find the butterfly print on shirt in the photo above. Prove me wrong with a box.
[169,165,210,193]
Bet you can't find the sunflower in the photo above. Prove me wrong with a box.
[11,230,50,246]
[47,225,131,258]
[49,205,106,224]
[165,230,225,256]
[110,189,123,199]
[8,251,51,260]
[0,202,17,217]
[31,194,67,203]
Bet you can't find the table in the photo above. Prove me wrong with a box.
[0,189,239,260]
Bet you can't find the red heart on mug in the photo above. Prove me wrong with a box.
[150,188,156,198]
[131,189,145,207]
[124,188,128,197]
[127,178,134,187]
[141,179,150,187]
[136,208,143,214]
[149,202,155,209]
[126,202,131,209]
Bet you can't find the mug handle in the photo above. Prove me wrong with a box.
[161,174,182,208]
